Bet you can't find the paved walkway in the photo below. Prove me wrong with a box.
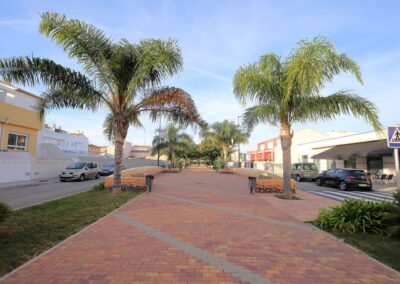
[3,171,400,283]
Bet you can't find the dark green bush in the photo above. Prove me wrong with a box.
[91,182,105,192]
[315,200,396,234]
[0,201,11,224]
[213,157,224,170]
[385,190,400,238]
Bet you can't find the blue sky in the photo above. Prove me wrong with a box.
[1,0,400,151]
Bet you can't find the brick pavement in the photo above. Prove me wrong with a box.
[2,170,400,283]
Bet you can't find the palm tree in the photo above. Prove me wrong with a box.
[0,12,204,192]
[233,36,381,198]
[209,120,248,167]
[151,124,193,167]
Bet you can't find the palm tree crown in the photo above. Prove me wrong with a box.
[0,12,204,191]
[151,124,193,167]
[208,120,248,165]
[233,36,381,196]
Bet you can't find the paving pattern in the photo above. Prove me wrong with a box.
[2,171,400,283]
[308,190,395,202]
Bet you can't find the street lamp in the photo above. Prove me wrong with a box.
[237,115,244,167]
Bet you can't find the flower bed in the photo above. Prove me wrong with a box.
[104,166,162,190]
[217,169,234,174]
[255,178,296,193]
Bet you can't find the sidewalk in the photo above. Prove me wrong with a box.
[3,171,400,283]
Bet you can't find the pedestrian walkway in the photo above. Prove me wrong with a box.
[308,190,395,202]
[3,171,400,283]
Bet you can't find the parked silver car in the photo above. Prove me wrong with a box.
[291,162,319,182]
[59,162,100,182]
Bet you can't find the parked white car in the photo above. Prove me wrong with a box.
[59,162,100,182]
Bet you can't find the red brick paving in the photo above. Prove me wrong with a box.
[3,170,400,283]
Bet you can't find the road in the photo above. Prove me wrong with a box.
[0,177,104,209]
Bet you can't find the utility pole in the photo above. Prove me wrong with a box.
[237,116,243,168]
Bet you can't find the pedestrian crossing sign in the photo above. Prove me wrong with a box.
[388,126,400,148]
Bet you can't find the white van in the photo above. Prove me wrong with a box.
[291,162,318,182]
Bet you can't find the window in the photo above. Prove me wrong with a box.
[7,133,28,151]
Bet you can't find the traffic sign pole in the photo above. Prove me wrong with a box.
[395,148,400,190]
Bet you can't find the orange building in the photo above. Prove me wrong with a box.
[248,137,278,161]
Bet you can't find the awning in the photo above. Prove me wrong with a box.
[312,140,393,160]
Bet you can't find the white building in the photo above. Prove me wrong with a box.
[37,124,89,154]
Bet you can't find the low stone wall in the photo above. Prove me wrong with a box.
[104,166,163,190]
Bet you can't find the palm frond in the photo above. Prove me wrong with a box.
[233,60,282,106]
[242,105,280,131]
[284,36,363,99]
[132,39,183,90]
[39,12,114,91]
[292,91,382,131]
[140,86,204,129]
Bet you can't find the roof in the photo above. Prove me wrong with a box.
[312,140,392,160]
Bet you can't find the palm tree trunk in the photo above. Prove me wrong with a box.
[280,122,293,198]
[222,146,228,169]
[113,126,127,193]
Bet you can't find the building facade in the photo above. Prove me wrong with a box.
[0,82,43,156]
[37,124,89,153]
[129,145,151,159]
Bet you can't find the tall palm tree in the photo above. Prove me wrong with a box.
[0,12,204,192]
[151,123,193,167]
[234,36,381,198]
[209,120,248,166]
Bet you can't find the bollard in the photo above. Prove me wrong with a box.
[248,176,256,194]
[146,175,154,192]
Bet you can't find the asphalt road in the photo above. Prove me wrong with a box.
[0,177,104,209]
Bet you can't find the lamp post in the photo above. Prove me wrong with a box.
[237,115,243,168]
[157,118,161,166]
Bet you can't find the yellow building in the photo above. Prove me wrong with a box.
[0,82,43,156]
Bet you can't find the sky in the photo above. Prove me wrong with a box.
[1,0,400,151]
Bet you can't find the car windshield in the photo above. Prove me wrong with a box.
[66,162,86,169]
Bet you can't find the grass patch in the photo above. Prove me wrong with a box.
[333,232,400,272]
[274,193,301,200]
[0,189,140,276]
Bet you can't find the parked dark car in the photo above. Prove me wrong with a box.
[315,168,372,191]
[98,163,126,176]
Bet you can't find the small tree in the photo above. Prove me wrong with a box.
[234,36,381,198]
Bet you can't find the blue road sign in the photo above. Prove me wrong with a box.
[388,126,400,148]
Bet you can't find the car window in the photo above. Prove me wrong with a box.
[326,169,335,175]
[348,170,366,177]
[92,163,97,169]
[66,162,85,169]
[309,164,317,170]
[303,164,310,170]
[336,169,343,175]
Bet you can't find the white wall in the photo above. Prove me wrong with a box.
[0,152,32,183]
[37,128,89,153]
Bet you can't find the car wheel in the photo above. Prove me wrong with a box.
[79,174,85,182]
[296,175,302,182]
[316,178,322,186]
[95,173,100,179]
[339,181,347,191]
[60,179,65,182]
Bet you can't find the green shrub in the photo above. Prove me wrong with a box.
[91,182,105,192]
[175,159,184,170]
[315,200,396,234]
[385,190,400,238]
[213,157,224,170]
[0,201,11,224]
